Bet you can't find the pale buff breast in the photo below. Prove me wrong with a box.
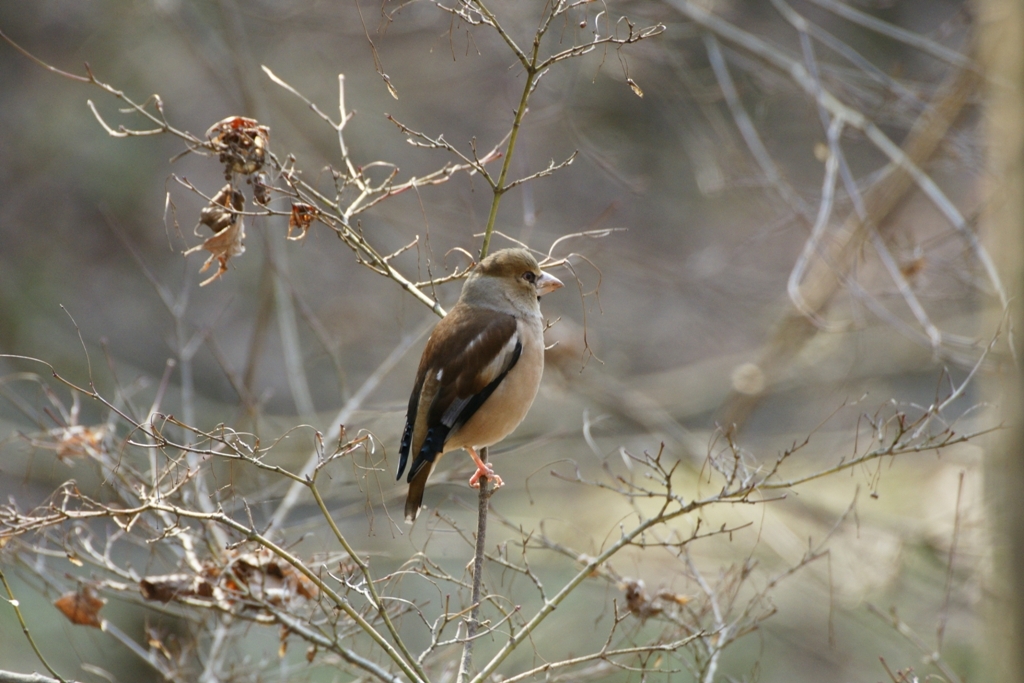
[444,315,545,451]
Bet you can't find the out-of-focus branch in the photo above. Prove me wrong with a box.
[266,320,430,532]
[0,672,75,683]
[673,0,984,428]
[977,2,1024,681]
[804,0,975,69]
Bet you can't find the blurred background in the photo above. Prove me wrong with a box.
[0,1,1002,681]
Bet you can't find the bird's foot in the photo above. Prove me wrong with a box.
[468,463,504,489]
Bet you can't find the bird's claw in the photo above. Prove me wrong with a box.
[469,464,504,489]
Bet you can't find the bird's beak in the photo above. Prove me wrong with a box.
[536,271,564,297]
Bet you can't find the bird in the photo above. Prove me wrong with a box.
[396,248,564,522]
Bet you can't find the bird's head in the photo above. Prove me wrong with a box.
[464,248,563,312]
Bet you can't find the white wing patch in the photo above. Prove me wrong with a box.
[478,331,519,385]
[463,330,486,355]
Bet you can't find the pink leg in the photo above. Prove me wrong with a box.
[466,447,504,489]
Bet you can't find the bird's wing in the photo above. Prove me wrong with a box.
[397,306,520,483]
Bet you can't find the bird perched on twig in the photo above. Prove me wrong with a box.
[397,248,564,522]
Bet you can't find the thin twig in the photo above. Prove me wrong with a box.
[867,604,964,683]
[937,470,965,650]
[0,569,68,683]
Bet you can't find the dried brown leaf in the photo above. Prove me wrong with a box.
[223,547,319,606]
[620,579,690,621]
[54,586,105,628]
[34,424,107,461]
[206,116,269,177]
[287,203,317,241]
[198,184,244,234]
[140,573,215,603]
[253,172,272,205]
[184,185,246,286]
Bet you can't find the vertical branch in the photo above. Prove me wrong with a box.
[937,470,965,650]
[269,233,317,419]
[460,4,552,673]
[478,69,536,260]
[473,0,547,260]
[458,447,493,683]
[147,271,229,551]
[215,1,317,421]
[463,5,564,675]
[199,620,230,683]
[687,556,728,683]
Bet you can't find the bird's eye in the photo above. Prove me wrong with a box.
[523,271,537,284]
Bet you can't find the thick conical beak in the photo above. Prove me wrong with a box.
[536,271,564,297]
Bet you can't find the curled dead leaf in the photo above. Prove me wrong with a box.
[139,546,318,613]
[657,589,690,606]
[54,586,106,628]
[140,573,215,603]
[287,203,317,241]
[184,185,246,286]
[224,547,319,605]
[198,184,244,234]
[30,424,107,461]
[206,116,269,177]
[252,172,272,205]
[622,578,660,620]
[621,578,687,622]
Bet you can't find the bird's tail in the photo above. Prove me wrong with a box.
[404,461,433,523]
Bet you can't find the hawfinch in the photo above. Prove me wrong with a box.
[397,248,563,522]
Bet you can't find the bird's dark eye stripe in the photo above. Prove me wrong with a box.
[523,271,537,283]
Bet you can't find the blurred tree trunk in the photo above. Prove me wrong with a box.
[979,1,1024,681]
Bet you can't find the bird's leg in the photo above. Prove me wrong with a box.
[466,446,504,489]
